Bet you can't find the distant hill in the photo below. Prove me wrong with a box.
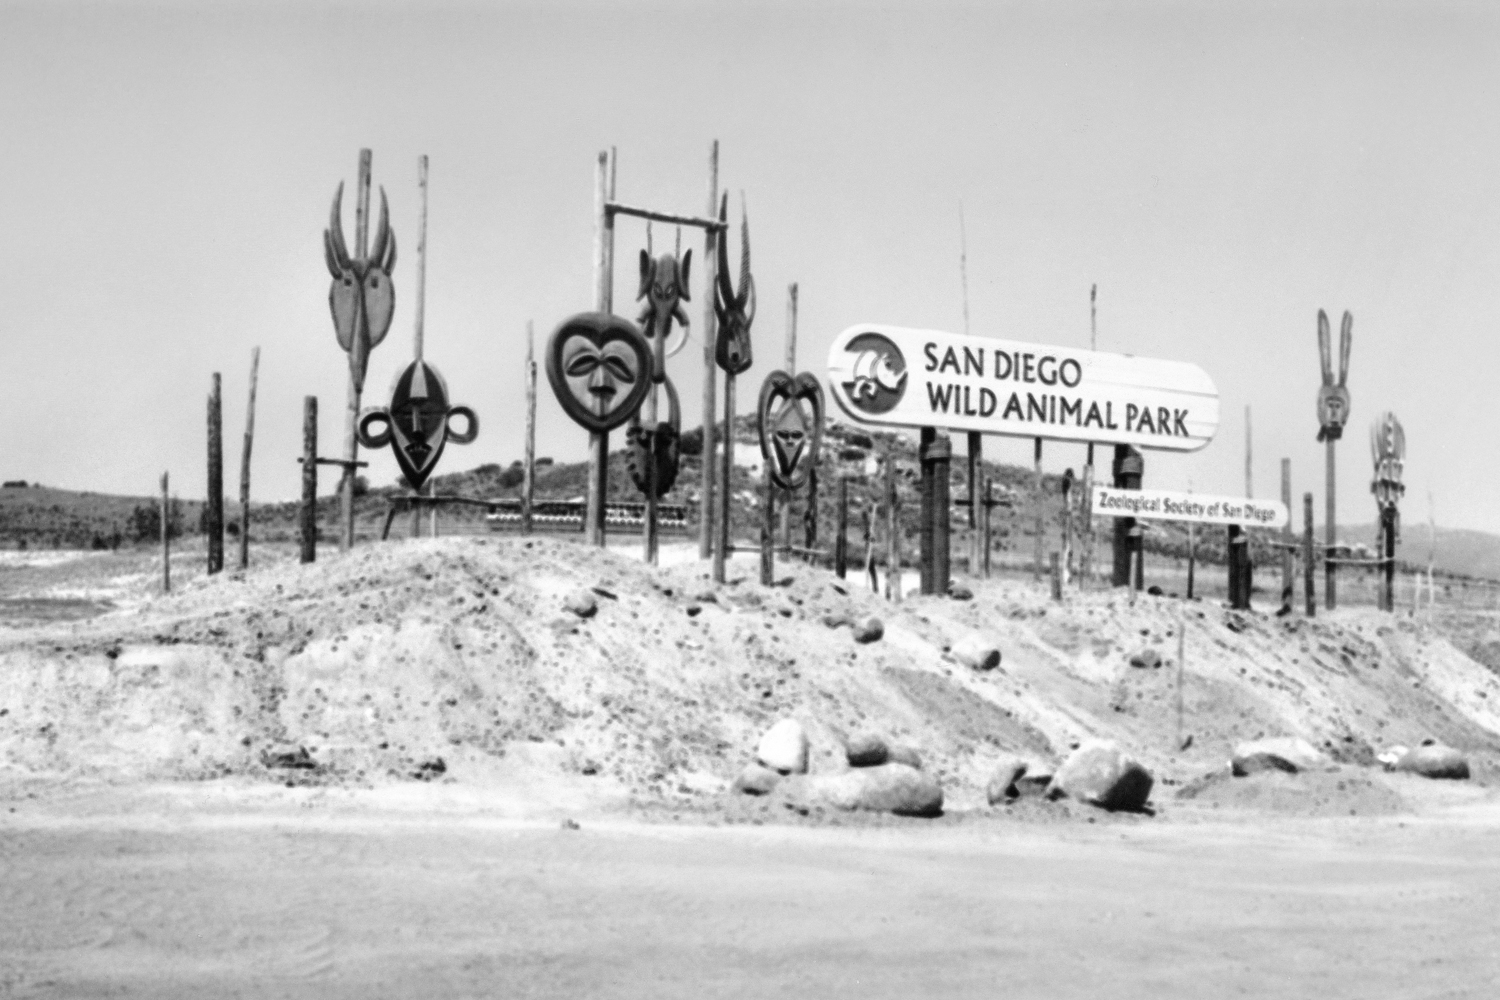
[1342,523,1500,583]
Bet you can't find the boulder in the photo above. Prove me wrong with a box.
[822,611,853,629]
[1015,771,1052,797]
[810,763,943,817]
[732,762,783,795]
[986,756,1028,805]
[1231,737,1325,776]
[755,718,809,775]
[948,584,974,601]
[846,733,889,768]
[852,616,885,644]
[951,634,1001,671]
[1391,743,1470,780]
[1128,648,1161,669]
[1047,741,1154,811]
[563,590,598,618]
[887,743,923,770]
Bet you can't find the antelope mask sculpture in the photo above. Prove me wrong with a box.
[1316,309,1352,442]
[713,194,755,376]
[324,184,398,393]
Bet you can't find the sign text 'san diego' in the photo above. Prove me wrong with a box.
[1092,487,1289,528]
[826,325,1219,452]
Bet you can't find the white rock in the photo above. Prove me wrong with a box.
[755,718,809,775]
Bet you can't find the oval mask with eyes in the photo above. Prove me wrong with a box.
[357,359,478,492]
[757,370,824,492]
[546,313,653,434]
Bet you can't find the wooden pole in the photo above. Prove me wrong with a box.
[588,149,615,548]
[300,396,317,563]
[983,478,993,578]
[1383,507,1397,613]
[428,481,438,538]
[932,433,951,594]
[715,373,734,582]
[863,499,877,593]
[760,465,775,586]
[339,149,371,553]
[967,433,982,575]
[1244,404,1252,498]
[1061,471,1073,587]
[1081,447,1093,590]
[206,372,223,574]
[919,427,935,593]
[1326,437,1337,609]
[414,155,428,362]
[699,140,719,561]
[1176,605,1186,747]
[804,463,818,561]
[1186,519,1196,600]
[1050,551,1062,601]
[1280,458,1292,610]
[779,283,798,549]
[835,476,848,578]
[1303,491,1316,616]
[1033,437,1044,581]
[523,321,536,536]
[160,472,170,593]
[885,455,902,602]
[237,347,259,570]
[1227,525,1241,608]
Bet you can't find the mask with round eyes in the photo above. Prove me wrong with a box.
[356,359,477,492]
[637,250,692,365]
[545,313,653,433]
[627,376,682,498]
[324,183,398,393]
[757,370,824,491]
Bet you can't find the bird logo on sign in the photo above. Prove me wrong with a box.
[842,332,908,415]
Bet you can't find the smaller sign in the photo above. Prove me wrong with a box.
[1091,487,1288,528]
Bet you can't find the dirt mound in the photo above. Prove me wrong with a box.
[1176,765,1409,817]
[3,537,1500,821]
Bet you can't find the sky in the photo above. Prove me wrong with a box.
[2,0,1497,532]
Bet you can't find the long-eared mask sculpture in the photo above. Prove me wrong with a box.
[325,184,398,393]
[714,193,755,376]
[627,247,692,497]
[546,313,653,434]
[357,360,477,491]
[758,370,824,492]
[1316,309,1352,443]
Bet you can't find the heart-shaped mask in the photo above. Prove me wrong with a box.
[546,313,652,434]
[757,370,824,491]
[357,359,477,491]
[627,376,682,498]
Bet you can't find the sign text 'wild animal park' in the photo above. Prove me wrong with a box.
[825,325,1219,452]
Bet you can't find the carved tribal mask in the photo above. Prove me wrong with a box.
[357,359,477,491]
[324,184,397,393]
[713,193,755,376]
[545,313,653,434]
[1316,309,1352,443]
[757,370,824,491]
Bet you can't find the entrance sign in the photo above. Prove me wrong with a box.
[826,325,1219,452]
[1092,486,1288,528]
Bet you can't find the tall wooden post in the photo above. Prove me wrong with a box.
[1186,520,1196,600]
[588,148,616,547]
[835,476,848,578]
[1303,492,1316,616]
[1050,552,1062,601]
[699,141,719,560]
[760,465,775,586]
[1280,459,1293,609]
[1382,507,1397,612]
[523,321,536,535]
[919,428,935,593]
[206,372,223,574]
[1244,405,1253,498]
[1061,471,1073,587]
[160,472,170,593]
[1080,446,1094,590]
[804,463,818,559]
[300,397,317,564]
[1227,525,1242,608]
[983,478,994,578]
[780,284,798,549]
[1111,445,1143,586]
[967,433,982,575]
[1033,437,1044,580]
[930,433,951,594]
[862,498,876,592]
[237,348,259,570]
[1325,438,1337,609]
[885,455,902,602]
[339,149,371,553]
[715,369,735,583]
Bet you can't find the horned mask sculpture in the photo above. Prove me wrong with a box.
[1316,309,1352,442]
[758,370,824,492]
[324,184,398,393]
[714,193,755,376]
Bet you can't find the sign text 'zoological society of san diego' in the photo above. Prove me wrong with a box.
[825,325,1219,452]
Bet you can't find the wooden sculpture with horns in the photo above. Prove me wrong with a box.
[324,184,398,393]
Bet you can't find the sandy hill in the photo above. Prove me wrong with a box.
[2,536,1498,819]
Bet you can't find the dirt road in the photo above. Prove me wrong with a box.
[4,787,1498,999]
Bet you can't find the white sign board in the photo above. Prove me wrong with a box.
[1091,486,1289,528]
[826,324,1218,451]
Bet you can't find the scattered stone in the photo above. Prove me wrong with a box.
[756,718,809,775]
[261,745,315,770]
[1128,648,1161,669]
[822,611,853,629]
[831,583,848,595]
[685,605,702,617]
[564,590,598,618]
[948,584,974,601]
[887,743,923,770]
[412,757,447,781]
[561,818,581,830]
[1231,737,1325,776]
[951,634,1001,671]
[1147,585,1164,596]
[777,606,794,618]
[590,584,618,600]
[694,591,718,604]
[733,762,783,795]
[810,763,943,817]
[986,756,1028,805]
[1389,743,1470,780]
[846,733,890,768]
[1047,741,1154,812]
[852,616,885,643]
[1015,772,1052,797]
